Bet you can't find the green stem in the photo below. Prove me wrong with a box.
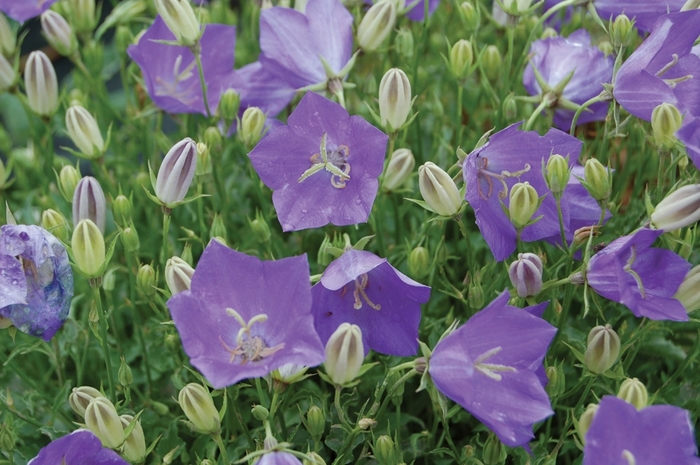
[161,211,171,268]
[524,99,549,131]
[92,282,116,401]
[570,93,607,135]
[127,253,153,397]
[212,433,229,464]
[193,43,212,117]
[334,385,350,428]
[556,195,568,251]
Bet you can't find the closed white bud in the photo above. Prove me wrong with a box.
[379,68,412,132]
[681,0,700,10]
[69,386,105,417]
[674,265,700,313]
[154,0,201,46]
[165,256,194,294]
[178,383,220,434]
[73,176,107,233]
[24,51,59,117]
[0,53,15,92]
[156,137,197,206]
[577,403,599,445]
[651,102,683,149]
[357,1,396,52]
[72,219,106,278]
[120,414,147,463]
[239,107,266,148]
[584,324,621,374]
[85,397,124,449]
[617,378,648,410]
[0,13,15,58]
[41,11,78,56]
[325,323,364,385]
[508,182,539,228]
[66,105,104,157]
[383,148,415,191]
[67,0,98,33]
[650,184,700,232]
[508,253,543,298]
[418,162,462,216]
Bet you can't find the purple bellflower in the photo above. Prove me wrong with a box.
[463,123,583,261]
[367,0,440,21]
[0,0,57,22]
[0,225,73,341]
[428,292,556,448]
[677,114,700,169]
[127,16,236,115]
[613,10,700,122]
[249,91,388,232]
[584,396,700,465]
[586,228,690,321]
[259,0,354,91]
[593,0,685,33]
[523,30,614,130]
[28,429,129,465]
[311,249,431,356]
[167,240,325,389]
[255,452,302,465]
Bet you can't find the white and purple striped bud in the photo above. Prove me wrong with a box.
[418,162,462,216]
[156,137,197,206]
[650,184,700,232]
[378,68,412,133]
[73,176,107,233]
[325,323,364,386]
[674,265,700,313]
[165,256,194,295]
[66,105,104,158]
[40,10,78,57]
[154,0,201,46]
[383,148,415,191]
[24,51,59,117]
[85,397,124,449]
[357,0,396,53]
[0,13,15,58]
[0,53,15,92]
[508,253,543,298]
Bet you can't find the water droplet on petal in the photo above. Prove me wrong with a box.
[301,209,308,214]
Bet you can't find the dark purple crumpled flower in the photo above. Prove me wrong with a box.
[249,92,387,232]
[523,30,614,130]
[584,396,700,465]
[0,0,57,22]
[463,123,583,261]
[0,225,73,341]
[167,240,325,389]
[28,429,129,465]
[429,292,556,448]
[613,10,700,121]
[586,228,690,321]
[311,249,430,356]
[259,0,353,90]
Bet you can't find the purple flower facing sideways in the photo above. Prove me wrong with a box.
[677,114,700,170]
[28,429,129,465]
[523,30,614,130]
[311,249,431,357]
[463,123,584,261]
[429,292,556,447]
[0,0,57,22]
[167,240,325,389]
[584,396,700,465]
[613,10,700,121]
[249,92,388,232]
[0,225,73,341]
[586,228,690,321]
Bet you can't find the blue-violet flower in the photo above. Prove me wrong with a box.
[28,429,129,465]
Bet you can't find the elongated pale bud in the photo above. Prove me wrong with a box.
[72,219,105,278]
[239,107,266,148]
[165,256,194,294]
[617,378,648,410]
[682,0,700,10]
[509,182,539,229]
[58,165,81,203]
[69,386,104,417]
[395,27,414,60]
[450,39,473,80]
[583,158,611,201]
[67,0,98,33]
[41,11,78,57]
[545,154,570,195]
[501,0,533,14]
[650,184,700,231]
[357,0,396,53]
[374,435,396,465]
[408,246,430,279]
[383,148,415,191]
[418,162,462,216]
[41,209,69,243]
[178,383,220,434]
[0,14,15,58]
[137,264,157,296]
[0,54,15,92]
[112,194,132,227]
[24,51,59,117]
[577,403,599,445]
[73,176,107,233]
[305,405,325,441]
[217,88,240,123]
[66,105,104,158]
[154,0,201,46]
[508,253,543,298]
[379,68,412,132]
[584,324,620,374]
[674,265,700,313]
[482,45,502,82]
[325,323,364,385]
[120,414,146,464]
[85,397,124,449]
[156,137,197,206]
[651,102,683,149]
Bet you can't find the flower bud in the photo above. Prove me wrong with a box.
[58,165,81,202]
[481,45,502,82]
[509,182,539,229]
[24,51,59,117]
[156,137,198,206]
[203,126,223,153]
[180,243,194,266]
[358,417,377,430]
[674,265,700,313]
[577,403,599,444]
[251,404,269,421]
[69,386,104,417]
[0,54,15,92]
[120,414,146,464]
[408,246,430,279]
[545,154,570,195]
[545,365,565,398]
[651,102,683,149]
[584,324,621,374]
[468,276,484,309]
[118,356,133,387]
[502,0,533,15]
[582,158,611,201]
[459,1,480,30]
[239,107,266,148]
[41,11,78,57]
[165,256,195,294]
[0,14,16,58]
[196,141,211,176]
[65,105,104,158]
[418,162,462,216]
[209,213,227,242]
[85,397,124,449]
[306,405,325,440]
[217,88,240,123]
[611,14,634,48]
[483,434,507,465]
[250,210,271,243]
[617,377,648,410]
[394,27,414,60]
[650,184,700,231]
[115,25,133,57]
[383,148,415,191]
[178,383,220,434]
[450,39,473,80]
[541,27,558,39]
[682,0,700,10]
[73,176,107,233]
[154,0,201,46]
[41,209,69,243]
[325,323,364,385]
[374,435,396,465]
[113,194,132,227]
[508,252,543,297]
[67,0,98,34]
[303,452,326,465]
[137,264,157,296]
[357,0,396,52]
[0,423,14,452]
[379,68,412,132]
[72,219,106,278]
[503,94,517,120]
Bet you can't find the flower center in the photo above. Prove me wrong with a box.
[154,54,198,103]
[476,157,532,201]
[298,132,351,189]
[623,245,646,299]
[473,346,516,381]
[220,308,284,364]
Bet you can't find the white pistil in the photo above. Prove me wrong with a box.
[621,450,636,465]
[297,132,351,189]
[473,346,516,381]
[352,273,381,310]
[623,245,646,299]
[476,157,532,200]
[220,308,284,364]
